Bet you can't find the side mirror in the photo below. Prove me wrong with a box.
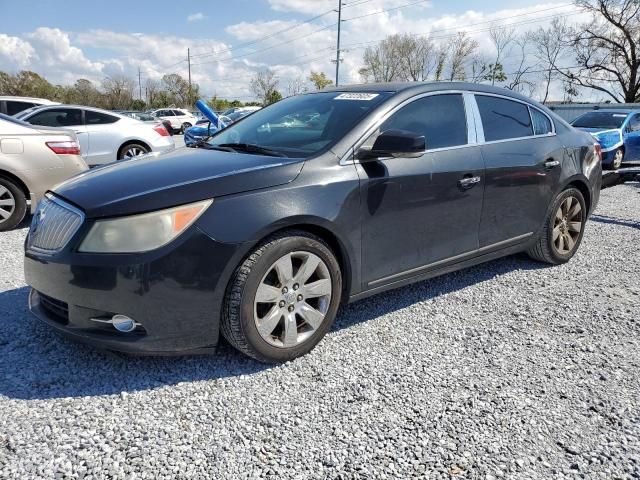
[358,129,426,160]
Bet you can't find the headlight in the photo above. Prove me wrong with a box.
[79,199,213,253]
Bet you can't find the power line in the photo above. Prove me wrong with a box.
[342,0,429,22]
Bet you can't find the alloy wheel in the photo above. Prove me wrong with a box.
[552,196,583,255]
[613,149,623,169]
[0,185,16,224]
[123,146,146,159]
[254,251,332,348]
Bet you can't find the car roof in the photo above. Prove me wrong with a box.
[580,109,638,115]
[0,96,59,104]
[18,104,133,120]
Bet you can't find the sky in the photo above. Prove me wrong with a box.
[0,0,592,101]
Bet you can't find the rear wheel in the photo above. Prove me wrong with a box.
[527,187,586,264]
[118,143,149,160]
[221,231,342,363]
[0,177,27,232]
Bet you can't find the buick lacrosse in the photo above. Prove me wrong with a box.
[25,82,602,363]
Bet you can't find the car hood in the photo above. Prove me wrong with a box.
[575,127,624,151]
[53,147,304,218]
[575,127,620,134]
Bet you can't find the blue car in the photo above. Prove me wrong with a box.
[572,109,640,169]
[184,99,228,147]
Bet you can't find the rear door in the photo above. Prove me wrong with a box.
[358,93,485,287]
[25,107,90,159]
[623,114,640,161]
[84,110,122,164]
[474,94,563,248]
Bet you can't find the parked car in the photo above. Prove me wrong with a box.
[16,105,174,166]
[571,109,640,169]
[184,117,231,147]
[0,113,87,231]
[149,108,197,134]
[0,96,59,116]
[24,82,601,362]
[221,106,261,117]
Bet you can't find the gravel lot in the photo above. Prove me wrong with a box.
[1,184,639,479]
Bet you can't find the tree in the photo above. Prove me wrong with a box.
[560,0,640,102]
[162,73,190,107]
[266,90,283,105]
[250,70,280,106]
[102,75,135,110]
[308,71,333,90]
[488,26,515,85]
[448,32,479,81]
[504,34,536,95]
[286,76,307,96]
[64,79,102,107]
[359,36,403,82]
[532,18,570,103]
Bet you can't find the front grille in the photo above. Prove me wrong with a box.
[37,291,69,324]
[27,195,84,252]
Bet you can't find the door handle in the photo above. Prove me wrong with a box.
[545,159,560,168]
[458,176,481,189]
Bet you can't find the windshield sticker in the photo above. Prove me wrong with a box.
[334,93,379,101]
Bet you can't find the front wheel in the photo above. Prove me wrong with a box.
[611,148,624,170]
[527,187,586,264]
[221,231,342,363]
[180,122,192,134]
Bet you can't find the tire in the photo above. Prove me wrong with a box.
[118,143,149,160]
[221,231,342,363]
[610,148,624,170]
[527,187,586,265]
[0,176,27,232]
[180,122,192,134]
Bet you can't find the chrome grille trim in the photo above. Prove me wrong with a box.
[27,194,84,253]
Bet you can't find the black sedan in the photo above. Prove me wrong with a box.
[24,82,602,363]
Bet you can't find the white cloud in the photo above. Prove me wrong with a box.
[187,12,206,22]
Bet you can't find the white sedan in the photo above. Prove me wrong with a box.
[16,105,175,166]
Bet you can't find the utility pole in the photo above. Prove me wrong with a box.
[187,48,192,108]
[138,66,142,101]
[335,1,342,86]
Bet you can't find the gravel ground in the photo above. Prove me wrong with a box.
[1,184,639,479]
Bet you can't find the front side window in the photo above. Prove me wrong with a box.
[627,114,640,132]
[362,94,468,151]
[476,95,533,141]
[531,108,553,135]
[27,108,83,127]
[86,110,119,125]
[208,91,391,158]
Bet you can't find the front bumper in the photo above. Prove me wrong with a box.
[24,226,242,355]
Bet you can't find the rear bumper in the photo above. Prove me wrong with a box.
[150,137,175,155]
[24,227,242,355]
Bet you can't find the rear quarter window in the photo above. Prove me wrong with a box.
[530,108,553,135]
[85,110,119,125]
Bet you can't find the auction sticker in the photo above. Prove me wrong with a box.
[334,93,379,101]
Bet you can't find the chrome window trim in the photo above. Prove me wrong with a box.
[340,90,474,165]
[340,89,557,165]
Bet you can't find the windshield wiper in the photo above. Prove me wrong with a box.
[196,142,237,152]
[217,143,288,157]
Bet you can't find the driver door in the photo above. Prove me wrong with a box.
[624,114,640,161]
[356,93,485,287]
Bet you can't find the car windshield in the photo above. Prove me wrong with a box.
[572,112,628,129]
[0,112,37,128]
[207,91,391,158]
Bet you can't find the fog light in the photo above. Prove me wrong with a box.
[111,315,137,333]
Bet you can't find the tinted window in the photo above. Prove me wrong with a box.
[373,94,468,150]
[158,110,173,116]
[86,110,119,125]
[27,108,83,127]
[628,114,640,132]
[209,91,392,158]
[531,108,553,135]
[476,95,533,141]
[173,110,186,116]
[6,101,35,116]
[572,111,627,129]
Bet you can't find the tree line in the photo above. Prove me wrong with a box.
[357,0,640,103]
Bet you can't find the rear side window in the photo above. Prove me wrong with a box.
[86,110,119,125]
[27,108,83,127]
[530,108,553,135]
[376,94,468,150]
[173,110,186,116]
[476,95,533,141]
[6,101,36,116]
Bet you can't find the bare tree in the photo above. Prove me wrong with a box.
[448,32,479,81]
[162,73,191,107]
[102,75,134,110]
[359,36,403,82]
[532,18,570,103]
[286,76,307,97]
[504,34,536,94]
[396,34,438,81]
[250,70,280,106]
[560,0,640,102]
[489,26,515,85]
[145,78,161,106]
[434,47,448,81]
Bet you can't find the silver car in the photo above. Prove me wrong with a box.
[16,105,175,166]
[0,114,87,231]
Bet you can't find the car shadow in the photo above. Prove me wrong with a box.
[590,214,640,230]
[0,254,545,400]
